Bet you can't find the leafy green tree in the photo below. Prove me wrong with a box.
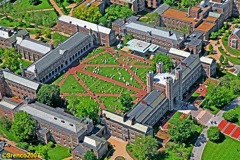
[73,5,102,24]
[166,142,191,160]
[120,93,133,112]
[223,58,228,66]
[29,0,40,5]
[11,111,36,142]
[223,110,238,123]
[37,84,63,107]
[67,99,99,121]
[140,13,160,26]
[84,150,97,160]
[169,118,195,143]
[207,126,222,142]
[152,53,173,72]
[208,44,213,54]
[38,145,49,160]
[219,55,224,64]
[123,34,133,44]
[2,48,22,72]
[131,136,158,160]
[0,116,12,130]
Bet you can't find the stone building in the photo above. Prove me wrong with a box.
[0,26,28,49]
[228,27,240,49]
[0,69,41,100]
[112,16,185,51]
[26,32,93,83]
[16,37,52,62]
[56,15,116,47]
[233,0,240,16]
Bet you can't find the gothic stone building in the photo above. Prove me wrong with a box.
[56,15,116,47]
[228,27,240,49]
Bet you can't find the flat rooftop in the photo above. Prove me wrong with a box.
[162,8,197,25]
[196,21,215,33]
[204,16,217,22]
[0,101,18,110]
[153,73,176,85]
[127,39,159,53]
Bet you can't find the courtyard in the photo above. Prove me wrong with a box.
[53,47,153,113]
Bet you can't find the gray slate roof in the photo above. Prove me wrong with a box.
[27,32,89,73]
[128,90,166,124]
[233,28,240,38]
[153,4,170,15]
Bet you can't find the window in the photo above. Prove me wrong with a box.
[54,117,57,120]
[61,120,65,123]
[70,124,73,126]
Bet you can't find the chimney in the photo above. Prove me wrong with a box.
[76,25,80,32]
[169,31,172,36]
[69,21,72,24]
[123,17,126,24]
[20,63,25,77]
[131,116,135,125]
[188,7,191,17]
[49,43,54,50]
[182,33,186,40]
[123,113,128,122]
[103,113,106,118]
[141,100,148,106]
[181,62,187,67]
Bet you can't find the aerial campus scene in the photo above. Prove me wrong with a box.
[0,0,240,160]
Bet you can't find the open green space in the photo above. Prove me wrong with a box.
[65,96,98,108]
[189,92,200,103]
[77,72,136,94]
[131,67,151,83]
[48,145,71,160]
[86,52,119,65]
[15,60,32,74]
[53,73,65,85]
[52,32,68,46]
[0,126,18,142]
[99,96,124,113]
[222,37,240,56]
[18,0,53,10]
[0,18,33,28]
[60,75,86,93]
[218,46,240,65]
[83,48,105,60]
[202,136,240,160]
[168,112,182,125]
[133,60,151,66]
[85,67,142,88]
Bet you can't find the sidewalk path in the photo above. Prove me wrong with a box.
[49,0,64,15]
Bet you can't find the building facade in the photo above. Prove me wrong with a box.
[56,15,116,47]
[228,27,240,49]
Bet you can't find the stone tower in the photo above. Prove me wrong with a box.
[166,77,174,110]
[156,62,164,73]
[146,71,154,93]
[175,67,183,101]
[0,70,6,98]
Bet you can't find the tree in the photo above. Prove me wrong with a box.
[29,0,40,5]
[219,55,224,64]
[37,84,63,107]
[2,48,21,72]
[169,118,195,143]
[84,150,97,160]
[67,98,99,121]
[120,93,133,112]
[223,58,228,66]
[0,116,12,130]
[140,13,160,26]
[11,111,36,142]
[131,136,158,160]
[223,110,238,123]
[38,145,49,160]
[152,53,173,72]
[207,126,222,142]
[123,34,133,44]
[166,142,191,160]
[208,44,213,54]
[73,5,102,24]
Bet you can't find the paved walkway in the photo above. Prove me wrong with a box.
[107,137,133,160]
[58,49,151,111]
[49,0,64,15]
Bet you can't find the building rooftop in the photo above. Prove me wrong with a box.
[17,38,51,55]
[181,55,200,79]
[3,71,40,90]
[153,73,176,85]
[124,21,184,42]
[200,56,214,64]
[196,21,215,33]
[18,102,88,134]
[27,32,89,73]
[0,26,11,39]
[0,97,20,110]
[102,110,150,134]
[191,6,201,11]
[209,12,221,18]
[153,4,170,15]
[58,15,111,34]
[127,90,166,124]
[161,8,197,25]
[232,27,240,38]
[83,135,106,150]
[126,39,159,53]
[168,48,191,58]
[205,16,217,22]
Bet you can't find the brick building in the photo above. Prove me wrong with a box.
[56,15,116,47]
[228,27,240,49]
[26,32,94,83]
[0,26,28,49]
[233,0,240,16]
[0,69,40,100]
[113,16,185,51]
[16,37,52,62]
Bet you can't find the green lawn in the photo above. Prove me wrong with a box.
[84,48,105,60]
[99,96,124,113]
[86,52,119,65]
[226,106,240,125]
[52,32,68,46]
[85,67,142,88]
[48,145,71,160]
[65,96,98,110]
[60,75,86,93]
[18,0,53,10]
[131,67,151,83]
[202,136,240,160]
[218,44,240,65]
[77,72,136,94]
[53,73,65,85]
[133,60,151,66]
[222,38,240,56]
[15,60,32,74]
[0,126,18,142]
[0,18,33,28]
[189,92,200,103]
[168,112,182,125]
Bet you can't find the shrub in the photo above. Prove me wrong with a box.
[223,110,238,123]
[16,142,29,150]
[207,126,222,142]
[47,141,54,149]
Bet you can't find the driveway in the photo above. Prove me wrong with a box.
[107,136,133,160]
